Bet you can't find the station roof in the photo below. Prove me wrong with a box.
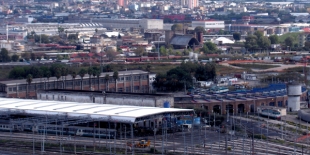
[0,98,193,123]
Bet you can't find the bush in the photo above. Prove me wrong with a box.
[227,146,232,151]
[253,134,266,139]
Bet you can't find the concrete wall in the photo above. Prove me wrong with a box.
[37,91,174,108]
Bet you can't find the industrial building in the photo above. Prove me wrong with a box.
[191,20,225,30]
[37,89,174,108]
[175,84,307,115]
[0,97,193,138]
[0,70,150,99]
[91,18,163,30]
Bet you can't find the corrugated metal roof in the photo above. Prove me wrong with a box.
[0,98,193,123]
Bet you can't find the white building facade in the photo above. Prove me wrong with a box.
[191,20,225,29]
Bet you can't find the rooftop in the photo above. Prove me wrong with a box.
[0,98,193,123]
[0,70,148,86]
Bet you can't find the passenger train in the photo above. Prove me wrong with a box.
[259,109,281,119]
[0,124,116,138]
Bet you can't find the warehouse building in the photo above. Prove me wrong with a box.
[0,70,150,98]
[37,89,174,108]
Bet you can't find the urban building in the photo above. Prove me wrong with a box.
[174,84,307,115]
[298,27,310,47]
[188,0,199,9]
[191,20,225,30]
[37,89,174,108]
[91,18,163,30]
[0,70,150,98]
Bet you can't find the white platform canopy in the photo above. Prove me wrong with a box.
[0,98,193,123]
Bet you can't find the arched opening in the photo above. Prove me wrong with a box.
[226,104,234,114]
[188,38,200,49]
[213,105,221,114]
[238,104,244,113]
[278,101,283,107]
[250,104,255,112]
[269,102,275,106]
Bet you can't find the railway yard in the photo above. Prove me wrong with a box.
[0,114,309,155]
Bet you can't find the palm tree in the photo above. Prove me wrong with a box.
[104,74,110,91]
[71,71,77,90]
[46,71,51,89]
[55,69,61,89]
[61,67,68,89]
[95,69,101,91]
[26,74,33,99]
[79,69,87,90]
[88,67,93,90]
[113,71,119,92]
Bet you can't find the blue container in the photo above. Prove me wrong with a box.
[163,101,170,108]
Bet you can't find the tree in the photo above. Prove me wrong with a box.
[257,36,271,49]
[254,31,263,39]
[9,67,25,79]
[160,46,168,56]
[45,70,51,89]
[268,35,279,44]
[205,42,217,51]
[285,36,294,48]
[58,27,64,35]
[194,26,206,34]
[134,47,145,56]
[88,67,93,90]
[26,74,33,98]
[0,48,10,62]
[171,24,183,31]
[61,67,69,88]
[22,52,31,61]
[200,44,210,54]
[113,71,119,92]
[106,49,117,61]
[11,55,19,62]
[146,65,151,72]
[79,69,87,90]
[71,71,77,90]
[244,35,258,50]
[55,69,61,89]
[233,32,241,41]
[93,67,101,90]
[104,74,110,91]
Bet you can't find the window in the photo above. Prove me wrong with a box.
[134,76,139,81]
[118,88,123,92]
[126,77,131,81]
[134,86,139,90]
[126,87,131,92]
